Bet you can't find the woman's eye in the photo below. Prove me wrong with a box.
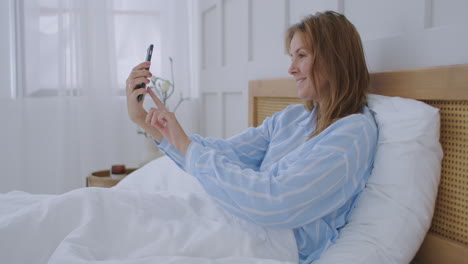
[299,53,306,58]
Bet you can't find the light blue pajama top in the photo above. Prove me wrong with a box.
[155,104,378,263]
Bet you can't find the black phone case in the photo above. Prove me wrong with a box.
[137,44,154,102]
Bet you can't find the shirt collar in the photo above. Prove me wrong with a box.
[298,104,317,128]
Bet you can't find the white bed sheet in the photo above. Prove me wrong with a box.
[0,156,298,264]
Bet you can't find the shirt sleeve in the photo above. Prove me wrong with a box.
[155,112,277,171]
[184,115,377,229]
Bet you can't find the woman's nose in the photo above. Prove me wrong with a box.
[288,61,297,75]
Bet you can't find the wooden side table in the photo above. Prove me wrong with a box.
[87,168,137,188]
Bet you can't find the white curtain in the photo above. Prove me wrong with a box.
[1,0,194,194]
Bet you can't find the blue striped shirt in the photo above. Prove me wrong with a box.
[156,104,378,263]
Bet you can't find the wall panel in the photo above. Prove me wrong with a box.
[289,0,340,25]
[433,0,468,27]
[346,0,424,41]
[202,92,222,138]
[202,5,219,69]
[250,0,285,62]
[223,0,247,67]
[223,92,245,138]
[364,24,468,72]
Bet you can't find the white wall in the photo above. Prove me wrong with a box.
[196,0,468,138]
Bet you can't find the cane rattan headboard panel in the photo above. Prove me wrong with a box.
[248,64,468,264]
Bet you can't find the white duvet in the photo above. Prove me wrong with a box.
[0,156,298,264]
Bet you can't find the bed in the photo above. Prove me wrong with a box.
[0,64,467,263]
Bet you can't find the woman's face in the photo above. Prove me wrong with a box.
[288,33,326,102]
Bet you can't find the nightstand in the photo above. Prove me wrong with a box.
[87,168,137,188]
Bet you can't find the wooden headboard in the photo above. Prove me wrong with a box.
[248,64,468,264]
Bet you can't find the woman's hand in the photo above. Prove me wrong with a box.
[125,62,163,142]
[125,61,152,124]
[146,88,192,154]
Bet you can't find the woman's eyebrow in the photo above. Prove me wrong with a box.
[289,47,306,56]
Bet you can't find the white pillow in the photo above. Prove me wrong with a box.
[115,156,205,194]
[315,94,443,264]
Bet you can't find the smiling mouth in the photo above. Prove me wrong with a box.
[296,78,305,84]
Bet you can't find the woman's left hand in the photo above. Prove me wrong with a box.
[145,88,192,154]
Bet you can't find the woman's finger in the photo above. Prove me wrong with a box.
[126,78,150,96]
[131,61,151,71]
[147,108,161,128]
[126,62,152,92]
[157,111,168,125]
[127,69,152,82]
[151,109,163,128]
[147,87,168,111]
[131,87,147,101]
[145,108,155,125]
[128,77,150,89]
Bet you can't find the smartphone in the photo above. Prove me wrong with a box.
[137,44,154,102]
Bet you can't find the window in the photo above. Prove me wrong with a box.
[15,0,81,97]
[14,0,161,98]
[112,6,161,96]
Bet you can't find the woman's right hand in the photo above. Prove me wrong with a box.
[126,61,152,124]
[125,62,163,142]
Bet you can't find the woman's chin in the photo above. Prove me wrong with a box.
[297,90,313,101]
[296,87,304,98]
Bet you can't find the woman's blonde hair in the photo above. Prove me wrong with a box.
[285,11,369,138]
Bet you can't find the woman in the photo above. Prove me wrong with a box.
[126,11,377,264]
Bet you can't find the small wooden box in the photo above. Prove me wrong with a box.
[87,168,137,188]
